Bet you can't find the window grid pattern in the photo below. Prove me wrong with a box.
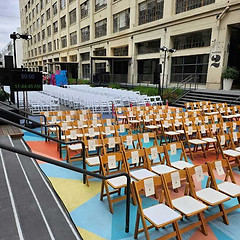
[81,1,89,19]
[53,21,58,33]
[61,36,67,48]
[60,16,66,29]
[113,8,130,33]
[81,26,90,42]
[53,2,57,16]
[82,64,90,78]
[176,0,215,14]
[138,39,160,54]
[139,0,164,25]
[60,0,66,10]
[95,19,107,38]
[173,29,212,50]
[70,31,77,45]
[171,54,209,83]
[95,0,107,12]
[113,46,128,56]
[81,52,90,61]
[69,9,76,25]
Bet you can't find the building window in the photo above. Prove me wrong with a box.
[37,18,40,28]
[43,44,46,53]
[60,0,66,10]
[60,16,66,29]
[40,0,44,9]
[82,64,90,78]
[36,3,39,13]
[69,8,76,25]
[41,13,45,24]
[29,13,31,21]
[137,39,160,54]
[173,29,212,50]
[139,0,164,25]
[48,42,52,52]
[81,52,90,61]
[81,26,90,42]
[176,0,215,14]
[46,8,50,20]
[94,48,106,56]
[32,8,35,18]
[70,55,77,62]
[95,62,106,73]
[53,21,58,33]
[95,19,107,38]
[34,35,36,43]
[47,25,51,36]
[70,31,77,45]
[171,54,209,83]
[33,22,36,31]
[113,9,130,33]
[69,0,75,4]
[81,1,89,19]
[42,29,45,39]
[61,35,67,48]
[26,16,28,24]
[38,46,41,54]
[113,46,128,56]
[37,32,41,41]
[95,0,107,12]
[53,2,57,16]
[137,59,159,83]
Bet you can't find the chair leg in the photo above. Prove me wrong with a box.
[172,222,182,240]
[105,182,114,214]
[198,212,208,236]
[134,211,141,239]
[219,203,229,225]
[100,180,104,201]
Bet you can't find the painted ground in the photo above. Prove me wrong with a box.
[23,128,240,240]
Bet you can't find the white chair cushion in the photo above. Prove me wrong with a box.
[143,204,181,227]
[223,149,240,157]
[201,137,217,143]
[218,182,240,198]
[171,161,194,170]
[196,188,230,206]
[152,165,176,174]
[172,196,208,216]
[68,144,82,151]
[189,139,206,145]
[107,176,127,189]
[130,169,157,180]
[86,156,100,166]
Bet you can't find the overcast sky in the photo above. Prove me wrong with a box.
[0,1,20,50]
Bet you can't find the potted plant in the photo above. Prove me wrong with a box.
[222,66,239,90]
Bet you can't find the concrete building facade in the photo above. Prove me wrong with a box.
[19,0,240,89]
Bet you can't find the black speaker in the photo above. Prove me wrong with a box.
[4,56,14,69]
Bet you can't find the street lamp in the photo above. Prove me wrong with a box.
[10,32,32,106]
[10,32,32,68]
[159,46,176,97]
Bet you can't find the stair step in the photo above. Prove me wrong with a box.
[0,136,82,240]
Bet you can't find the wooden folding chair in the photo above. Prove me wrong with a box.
[102,136,122,155]
[164,142,194,170]
[121,134,139,152]
[133,176,182,240]
[184,125,206,160]
[123,149,157,181]
[137,132,158,149]
[207,159,240,215]
[186,164,230,225]
[100,152,128,213]
[114,123,132,136]
[83,127,101,140]
[145,146,176,175]
[162,170,208,236]
[161,119,180,143]
[216,134,240,169]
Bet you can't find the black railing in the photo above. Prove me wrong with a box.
[0,101,48,138]
[0,141,131,233]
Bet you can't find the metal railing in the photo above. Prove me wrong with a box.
[0,100,48,138]
[0,140,131,233]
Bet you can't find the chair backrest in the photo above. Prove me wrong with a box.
[102,136,122,155]
[100,152,126,176]
[144,145,167,167]
[121,134,139,151]
[164,142,188,165]
[137,132,158,149]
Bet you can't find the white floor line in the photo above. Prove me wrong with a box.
[0,148,24,240]
[8,136,55,240]
[20,139,81,240]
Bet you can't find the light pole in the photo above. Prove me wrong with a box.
[159,46,176,98]
[10,32,32,106]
